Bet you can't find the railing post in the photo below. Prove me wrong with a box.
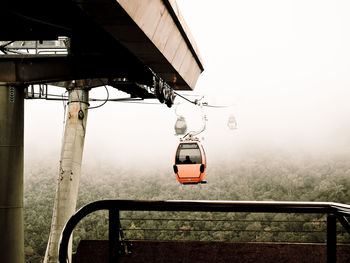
[327,214,337,263]
[109,208,120,263]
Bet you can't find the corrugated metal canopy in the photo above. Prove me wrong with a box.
[73,0,204,90]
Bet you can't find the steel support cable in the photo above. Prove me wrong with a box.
[24,91,163,105]
[25,92,136,102]
[336,215,350,234]
[26,86,231,109]
[173,91,234,108]
[0,41,15,54]
[173,91,196,105]
[0,41,15,48]
[12,11,72,32]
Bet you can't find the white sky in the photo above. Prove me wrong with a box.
[176,0,350,152]
[25,0,350,168]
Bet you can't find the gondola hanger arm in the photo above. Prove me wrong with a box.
[183,102,207,140]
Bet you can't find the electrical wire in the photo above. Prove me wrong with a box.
[88,85,109,109]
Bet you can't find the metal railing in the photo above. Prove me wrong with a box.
[58,200,350,263]
[118,217,344,243]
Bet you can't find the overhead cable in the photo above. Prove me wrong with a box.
[88,85,109,110]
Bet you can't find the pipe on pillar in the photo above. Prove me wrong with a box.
[44,83,89,263]
[0,85,25,263]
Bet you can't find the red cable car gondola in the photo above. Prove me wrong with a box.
[172,100,208,184]
[173,137,207,184]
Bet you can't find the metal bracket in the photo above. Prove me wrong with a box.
[119,223,132,256]
[336,215,350,235]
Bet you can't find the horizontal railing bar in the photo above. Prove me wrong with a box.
[72,200,350,215]
[120,218,327,223]
[122,228,325,233]
[123,238,334,245]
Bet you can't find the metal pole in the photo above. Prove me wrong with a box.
[44,83,89,263]
[109,208,120,263]
[0,85,24,263]
[327,214,337,263]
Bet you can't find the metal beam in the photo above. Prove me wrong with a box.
[0,54,154,86]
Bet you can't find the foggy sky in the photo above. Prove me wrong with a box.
[24,0,350,168]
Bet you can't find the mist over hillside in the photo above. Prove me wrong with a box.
[24,149,350,262]
[25,148,350,203]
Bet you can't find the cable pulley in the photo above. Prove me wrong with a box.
[153,76,176,108]
[154,77,165,103]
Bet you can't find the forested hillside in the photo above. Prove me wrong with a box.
[24,150,350,262]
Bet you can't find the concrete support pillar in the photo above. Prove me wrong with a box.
[44,85,89,263]
[0,85,24,263]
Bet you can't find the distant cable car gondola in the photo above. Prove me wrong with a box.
[174,116,187,135]
[227,115,237,130]
[173,137,207,184]
[173,103,187,135]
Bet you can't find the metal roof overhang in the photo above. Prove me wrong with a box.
[0,0,203,90]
